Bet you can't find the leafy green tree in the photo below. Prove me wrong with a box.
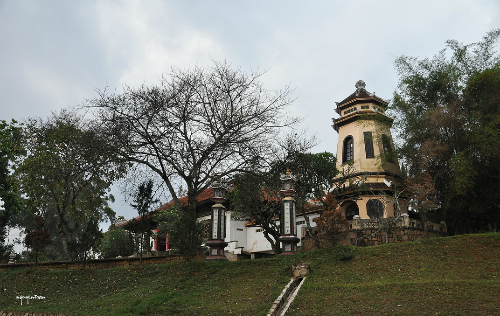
[17,110,124,258]
[273,152,337,233]
[0,119,24,258]
[228,171,282,254]
[155,205,204,258]
[90,62,297,257]
[228,151,337,253]
[98,228,135,259]
[391,29,500,233]
[130,179,159,263]
[67,218,102,268]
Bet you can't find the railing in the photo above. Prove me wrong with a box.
[351,215,446,233]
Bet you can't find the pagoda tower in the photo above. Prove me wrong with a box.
[332,80,404,220]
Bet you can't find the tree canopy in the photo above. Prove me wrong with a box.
[17,110,124,258]
[0,119,24,257]
[97,228,135,259]
[391,29,500,234]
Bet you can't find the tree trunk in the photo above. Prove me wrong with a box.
[263,231,281,255]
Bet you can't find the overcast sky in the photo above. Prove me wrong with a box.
[1,1,499,228]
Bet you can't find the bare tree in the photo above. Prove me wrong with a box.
[89,61,296,256]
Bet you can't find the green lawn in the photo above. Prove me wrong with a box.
[289,234,500,315]
[1,233,499,315]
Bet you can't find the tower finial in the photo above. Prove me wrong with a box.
[355,80,366,90]
[355,80,366,96]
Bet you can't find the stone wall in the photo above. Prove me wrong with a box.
[301,217,447,251]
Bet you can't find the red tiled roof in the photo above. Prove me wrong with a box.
[117,187,214,227]
[156,188,214,212]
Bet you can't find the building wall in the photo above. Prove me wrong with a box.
[224,216,247,255]
[224,213,320,256]
[336,115,397,174]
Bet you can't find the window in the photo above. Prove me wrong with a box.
[367,199,384,219]
[364,131,374,158]
[256,228,263,233]
[342,136,354,163]
[344,107,358,115]
[382,134,395,163]
[296,220,305,225]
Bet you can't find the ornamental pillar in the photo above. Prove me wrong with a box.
[279,169,300,255]
[206,179,229,260]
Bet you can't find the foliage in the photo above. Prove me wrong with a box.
[0,119,24,257]
[229,151,337,253]
[313,193,349,245]
[98,228,135,259]
[273,152,337,207]
[155,205,204,258]
[228,171,282,254]
[17,110,123,258]
[130,179,159,262]
[274,151,337,242]
[0,233,499,315]
[67,218,102,266]
[24,216,51,265]
[90,61,297,257]
[391,29,500,234]
[405,173,439,234]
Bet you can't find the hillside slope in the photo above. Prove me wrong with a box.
[1,233,499,315]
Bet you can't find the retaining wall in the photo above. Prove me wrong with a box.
[0,254,185,271]
[302,226,446,250]
[0,312,68,316]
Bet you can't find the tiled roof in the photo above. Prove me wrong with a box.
[117,187,214,227]
[156,188,214,212]
[336,81,389,108]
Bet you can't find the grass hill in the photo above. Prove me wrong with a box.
[1,233,499,315]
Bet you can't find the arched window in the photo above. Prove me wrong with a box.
[342,136,354,163]
[344,202,359,220]
[367,199,384,219]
